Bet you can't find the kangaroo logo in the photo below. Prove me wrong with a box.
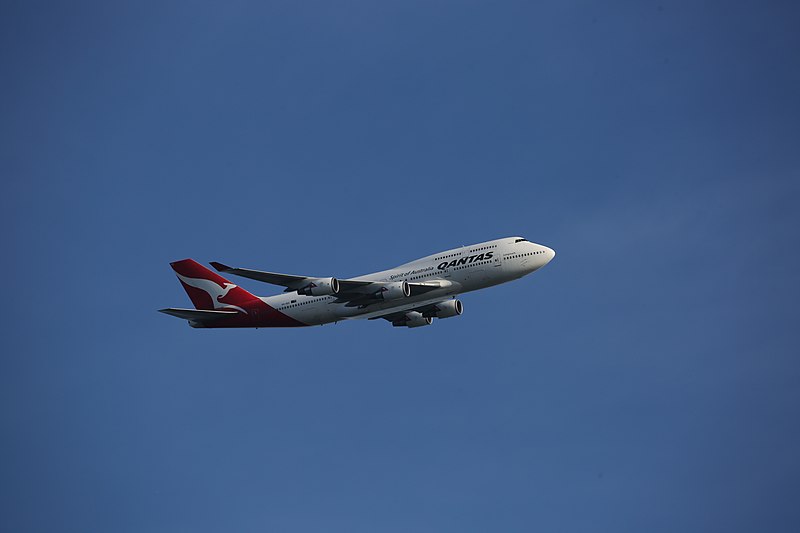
[176,273,248,314]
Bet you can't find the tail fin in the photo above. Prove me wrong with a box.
[170,259,258,312]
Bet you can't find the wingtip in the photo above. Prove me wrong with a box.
[209,261,231,272]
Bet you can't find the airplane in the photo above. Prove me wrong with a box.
[159,236,555,328]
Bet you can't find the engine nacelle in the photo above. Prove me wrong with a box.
[373,281,411,300]
[392,311,432,328]
[297,277,339,296]
[423,299,463,319]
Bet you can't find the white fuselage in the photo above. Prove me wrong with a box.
[260,237,555,325]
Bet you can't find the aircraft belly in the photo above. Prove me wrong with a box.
[314,305,339,325]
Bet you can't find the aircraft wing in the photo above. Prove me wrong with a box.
[407,279,452,296]
[334,279,453,307]
[369,300,451,322]
[210,262,310,290]
[211,260,377,298]
[212,261,452,308]
[211,261,375,292]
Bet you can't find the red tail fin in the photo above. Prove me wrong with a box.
[170,259,257,311]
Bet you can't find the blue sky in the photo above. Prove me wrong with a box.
[2,1,799,531]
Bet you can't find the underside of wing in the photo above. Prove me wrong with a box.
[338,279,453,307]
[335,279,375,294]
[367,298,464,327]
[369,301,446,322]
[408,279,452,296]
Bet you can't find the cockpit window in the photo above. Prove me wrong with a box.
[514,238,528,243]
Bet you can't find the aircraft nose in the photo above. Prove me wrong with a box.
[528,243,555,271]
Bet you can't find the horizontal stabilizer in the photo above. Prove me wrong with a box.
[158,308,239,322]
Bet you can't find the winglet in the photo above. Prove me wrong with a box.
[210,261,232,272]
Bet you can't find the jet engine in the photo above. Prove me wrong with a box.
[392,311,432,328]
[423,299,463,319]
[297,277,339,296]
[373,281,411,300]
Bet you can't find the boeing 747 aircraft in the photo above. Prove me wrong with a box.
[159,236,555,328]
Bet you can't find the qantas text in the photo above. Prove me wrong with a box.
[438,252,494,270]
